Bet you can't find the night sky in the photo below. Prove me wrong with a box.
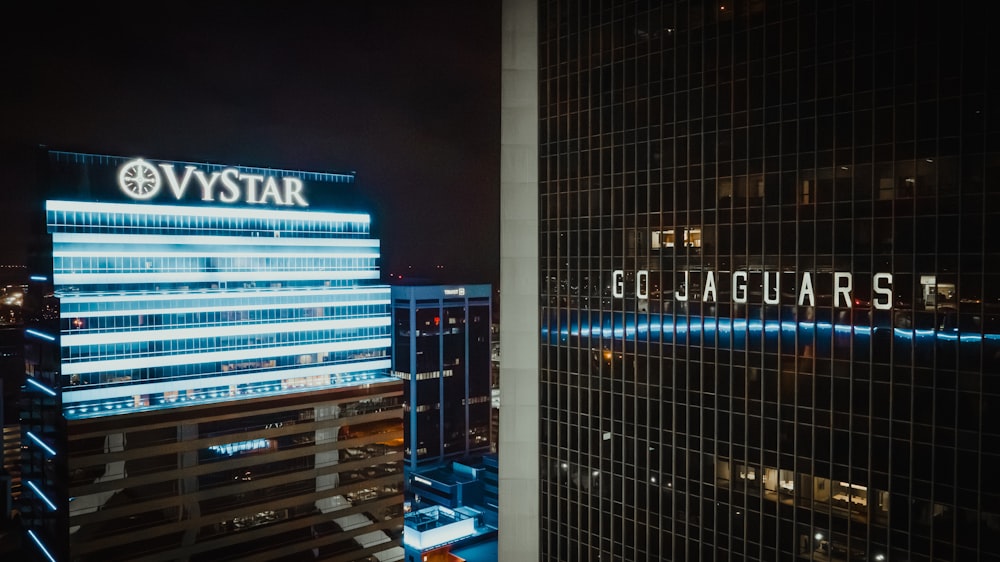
[0,1,501,287]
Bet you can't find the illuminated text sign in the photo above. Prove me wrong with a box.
[118,158,308,207]
[613,269,896,309]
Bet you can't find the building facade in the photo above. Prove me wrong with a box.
[20,151,405,561]
[390,285,492,472]
[502,0,1000,560]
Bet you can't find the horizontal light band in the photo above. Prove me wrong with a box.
[52,232,380,248]
[59,285,389,304]
[61,337,391,375]
[47,199,371,224]
[55,250,381,260]
[209,438,272,456]
[61,299,390,319]
[53,270,379,285]
[61,316,390,347]
[61,358,392,403]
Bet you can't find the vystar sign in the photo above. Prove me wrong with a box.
[117,158,308,207]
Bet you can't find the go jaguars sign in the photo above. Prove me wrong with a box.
[614,269,898,310]
[117,158,308,207]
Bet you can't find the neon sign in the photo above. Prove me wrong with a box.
[118,158,308,207]
[208,438,272,456]
[613,269,896,309]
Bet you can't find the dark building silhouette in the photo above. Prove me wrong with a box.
[500,0,1000,560]
[391,285,493,472]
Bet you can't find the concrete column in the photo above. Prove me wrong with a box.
[499,0,539,560]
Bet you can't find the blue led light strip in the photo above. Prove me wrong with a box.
[61,316,390,347]
[53,270,379,285]
[26,431,57,457]
[545,311,1000,347]
[25,329,56,342]
[47,199,371,224]
[60,337,391,375]
[26,378,57,397]
[209,438,272,456]
[61,285,389,305]
[52,232,381,248]
[61,358,393,404]
[26,480,58,511]
[27,530,57,562]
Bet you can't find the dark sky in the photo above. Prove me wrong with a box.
[0,1,501,287]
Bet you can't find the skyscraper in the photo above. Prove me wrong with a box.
[20,151,405,561]
[501,0,1000,560]
[391,284,493,472]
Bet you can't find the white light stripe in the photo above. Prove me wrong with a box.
[52,232,380,248]
[47,199,371,224]
[53,270,379,285]
[59,286,389,304]
[27,378,57,396]
[61,358,393,403]
[26,329,56,341]
[28,530,57,562]
[60,299,391,319]
[26,431,57,456]
[61,316,391,346]
[60,337,391,375]
[54,250,381,259]
[26,481,58,511]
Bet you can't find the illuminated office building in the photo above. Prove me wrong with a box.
[390,285,492,472]
[20,151,405,562]
[501,0,1000,560]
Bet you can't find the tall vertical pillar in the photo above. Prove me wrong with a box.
[499,0,539,559]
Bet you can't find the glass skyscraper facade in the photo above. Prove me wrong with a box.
[518,1,1000,560]
[20,151,405,561]
[391,285,493,472]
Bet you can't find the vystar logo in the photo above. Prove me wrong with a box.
[118,158,308,207]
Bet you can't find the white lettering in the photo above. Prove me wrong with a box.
[612,270,624,298]
[798,272,815,306]
[873,273,893,310]
[243,174,264,204]
[636,270,649,300]
[703,271,717,302]
[676,271,689,301]
[160,164,197,199]
[764,272,780,305]
[218,168,241,203]
[283,178,307,207]
[193,170,221,202]
[259,176,284,205]
[733,271,748,303]
[121,160,310,207]
[835,272,853,308]
[604,268,899,310]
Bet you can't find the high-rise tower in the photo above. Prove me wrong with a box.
[20,151,405,561]
[501,1,1000,560]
